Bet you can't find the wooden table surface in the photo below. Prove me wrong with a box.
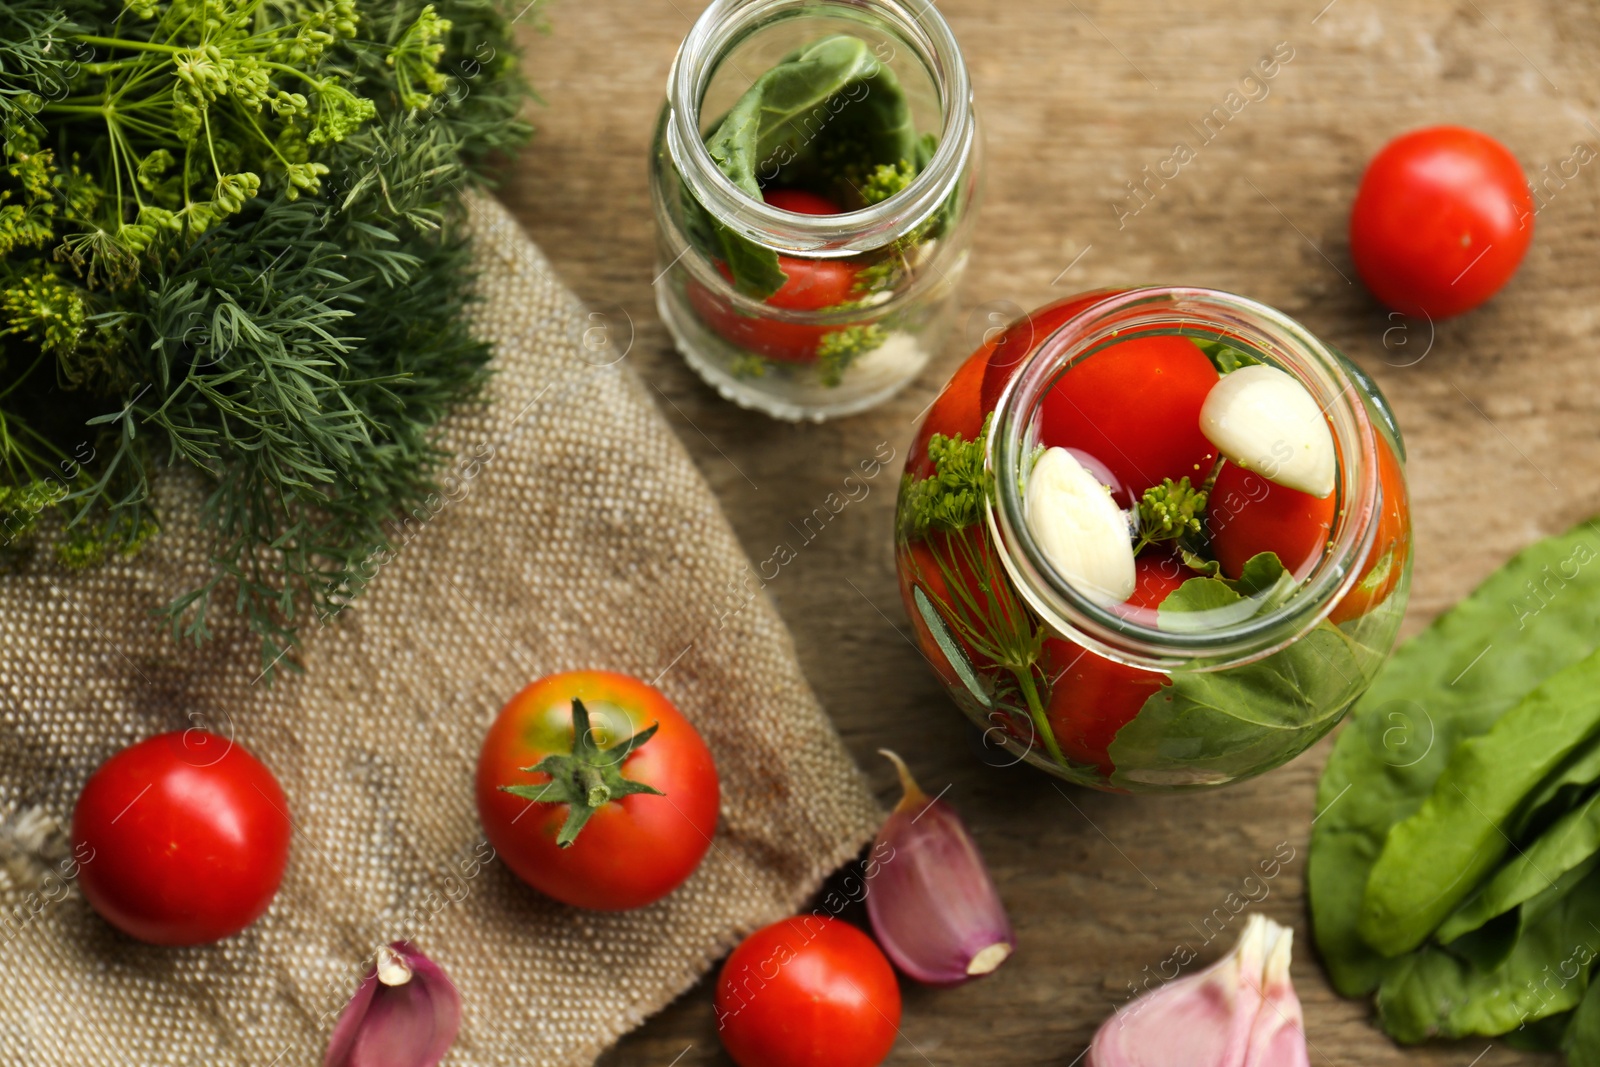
[500,1,1600,1063]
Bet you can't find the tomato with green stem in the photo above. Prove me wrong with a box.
[475,670,719,911]
[715,916,901,1067]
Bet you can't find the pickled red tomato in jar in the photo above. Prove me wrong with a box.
[895,289,1411,791]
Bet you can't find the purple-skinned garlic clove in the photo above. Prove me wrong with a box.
[865,750,1014,985]
[1087,914,1309,1067]
[325,941,462,1067]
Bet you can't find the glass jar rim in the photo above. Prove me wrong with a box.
[986,286,1383,669]
[665,0,975,256]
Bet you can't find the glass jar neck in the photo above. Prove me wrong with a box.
[986,287,1381,670]
[665,0,975,256]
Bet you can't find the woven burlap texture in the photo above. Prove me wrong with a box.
[0,192,884,1066]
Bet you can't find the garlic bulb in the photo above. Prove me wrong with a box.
[865,751,1014,985]
[1025,447,1136,604]
[325,942,462,1067]
[1087,914,1309,1067]
[1199,364,1335,499]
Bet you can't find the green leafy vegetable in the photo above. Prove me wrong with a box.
[688,33,923,297]
[1566,980,1600,1063]
[1438,792,1600,945]
[1374,864,1600,1043]
[1359,647,1600,955]
[1309,520,1600,996]
[1108,552,1386,790]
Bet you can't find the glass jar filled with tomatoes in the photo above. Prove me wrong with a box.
[650,0,980,421]
[895,288,1411,792]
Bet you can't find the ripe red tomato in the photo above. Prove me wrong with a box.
[72,730,292,945]
[763,188,842,216]
[1208,461,1336,581]
[476,670,719,911]
[1330,433,1410,624]
[686,189,859,363]
[1350,126,1533,319]
[1037,335,1219,505]
[977,290,1123,415]
[1044,554,1189,777]
[715,916,901,1067]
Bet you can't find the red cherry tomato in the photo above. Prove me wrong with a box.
[1330,433,1410,624]
[764,188,843,216]
[977,290,1123,415]
[1038,335,1219,505]
[715,916,901,1067]
[1350,126,1533,319]
[72,731,292,945]
[1044,554,1190,777]
[1208,462,1336,581]
[906,291,1120,479]
[686,190,860,363]
[476,670,719,911]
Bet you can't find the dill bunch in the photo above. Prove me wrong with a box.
[0,0,536,676]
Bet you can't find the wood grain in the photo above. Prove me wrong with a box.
[498,1,1600,1062]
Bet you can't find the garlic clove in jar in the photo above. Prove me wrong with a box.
[1199,364,1336,499]
[1086,914,1310,1067]
[1025,446,1137,605]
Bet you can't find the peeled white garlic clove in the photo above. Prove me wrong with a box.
[1087,914,1310,1067]
[1199,365,1336,499]
[1025,447,1136,605]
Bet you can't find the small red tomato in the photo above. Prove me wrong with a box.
[1330,433,1411,624]
[687,189,859,363]
[72,730,292,945]
[1037,335,1219,505]
[1350,126,1534,319]
[1045,554,1190,777]
[977,290,1124,415]
[763,188,843,216]
[715,916,901,1067]
[476,670,719,911]
[1208,462,1336,581]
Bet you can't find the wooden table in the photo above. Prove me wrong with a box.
[500,1,1600,1062]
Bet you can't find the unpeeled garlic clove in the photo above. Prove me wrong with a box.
[865,750,1014,985]
[1025,447,1137,605]
[1087,914,1310,1067]
[1243,919,1310,1067]
[325,942,462,1067]
[1199,365,1336,499]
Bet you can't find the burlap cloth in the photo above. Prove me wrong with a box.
[0,192,883,1065]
